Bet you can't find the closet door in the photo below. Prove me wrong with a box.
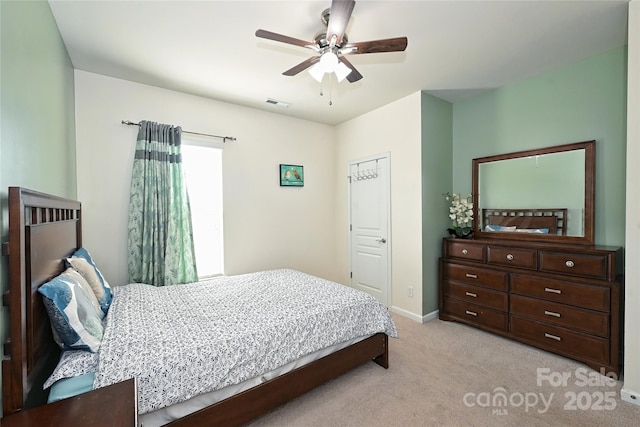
[349,154,390,306]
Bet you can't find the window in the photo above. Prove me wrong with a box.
[182,141,224,278]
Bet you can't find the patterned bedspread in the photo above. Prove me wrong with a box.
[93,269,397,414]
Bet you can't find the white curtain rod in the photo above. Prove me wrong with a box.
[121,120,236,142]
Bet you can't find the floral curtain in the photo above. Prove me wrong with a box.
[127,120,198,286]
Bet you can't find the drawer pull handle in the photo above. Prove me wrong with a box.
[506,254,514,261]
[462,249,468,255]
[565,260,575,268]
[465,310,478,317]
[544,333,562,341]
[544,310,561,318]
[465,273,478,279]
[544,287,562,294]
[465,291,478,298]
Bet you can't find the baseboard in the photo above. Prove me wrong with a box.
[390,307,439,324]
[390,306,423,322]
[621,387,640,406]
[422,309,439,323]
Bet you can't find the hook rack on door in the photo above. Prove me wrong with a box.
[352,168,379,180]
[351,159,379,181]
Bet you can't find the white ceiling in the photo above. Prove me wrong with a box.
[48,0,629,126]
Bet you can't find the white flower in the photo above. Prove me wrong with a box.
[443,192,474,228]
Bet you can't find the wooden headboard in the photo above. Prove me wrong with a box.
[482,208,568,235]
[2,187,82,416]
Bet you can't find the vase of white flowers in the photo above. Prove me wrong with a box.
[443,192,474,238]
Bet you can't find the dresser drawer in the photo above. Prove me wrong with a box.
[442,263,508,291]
[443,281,508,311]
[539,251,608,280]
[488,246,537,270]
[444,298,508,332]
[510,315,609,363]
[445,240,485,262]
[510,294,609,337]
[510,274,610,311]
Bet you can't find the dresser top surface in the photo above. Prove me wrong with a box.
[444,237,622,254]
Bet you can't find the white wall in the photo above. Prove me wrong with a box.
[622,0,640,406]
[74,70,338,286]
[335,92,424,320]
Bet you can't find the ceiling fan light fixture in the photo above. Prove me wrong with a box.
[308,51,352,83]
[319,50,339,70]
[308,63,325,82]
[334,60,352,82]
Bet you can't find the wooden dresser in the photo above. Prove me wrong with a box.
[439,237,623,374]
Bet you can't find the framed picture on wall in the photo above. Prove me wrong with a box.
[280,164,304,187]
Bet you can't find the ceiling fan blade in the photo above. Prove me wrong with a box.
[283,56,321,76]
[326,0,355,46]
[256,29,313,49]
[339,56,363,83]
[343,37,408,54]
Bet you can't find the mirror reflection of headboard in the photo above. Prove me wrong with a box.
[482,208,567,235]
[472,140,595,245]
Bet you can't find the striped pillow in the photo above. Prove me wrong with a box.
[66,247,112,314]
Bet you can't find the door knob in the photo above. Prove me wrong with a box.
[376,237,387,243]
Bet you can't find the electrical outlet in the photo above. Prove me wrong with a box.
[408,286,414,298]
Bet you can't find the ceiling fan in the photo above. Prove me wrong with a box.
[255,0,408,84]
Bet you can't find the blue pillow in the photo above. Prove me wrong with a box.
[484,224,517,232]
[39,268,104,352]
[67,247,112,313]
[515,228,550,234]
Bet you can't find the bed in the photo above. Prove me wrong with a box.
[1,187,396,425]
[481,208,567,235]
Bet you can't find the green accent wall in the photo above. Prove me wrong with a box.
[421,93,453,314]
[0,0,76,413]
[453,46,627,247]
[422,46,626,316]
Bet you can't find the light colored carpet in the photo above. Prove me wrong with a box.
[248,314,640,426]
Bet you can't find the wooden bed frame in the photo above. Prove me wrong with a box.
[1,187,390,425]
[482,208,568,235]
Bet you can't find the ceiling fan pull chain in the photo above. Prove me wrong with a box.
[329,73,333,106]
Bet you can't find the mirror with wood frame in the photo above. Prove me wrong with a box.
[472,140,595,245]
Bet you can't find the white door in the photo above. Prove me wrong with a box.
[349,154,391,306]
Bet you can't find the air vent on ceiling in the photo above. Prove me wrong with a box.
[266,98,290,108]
